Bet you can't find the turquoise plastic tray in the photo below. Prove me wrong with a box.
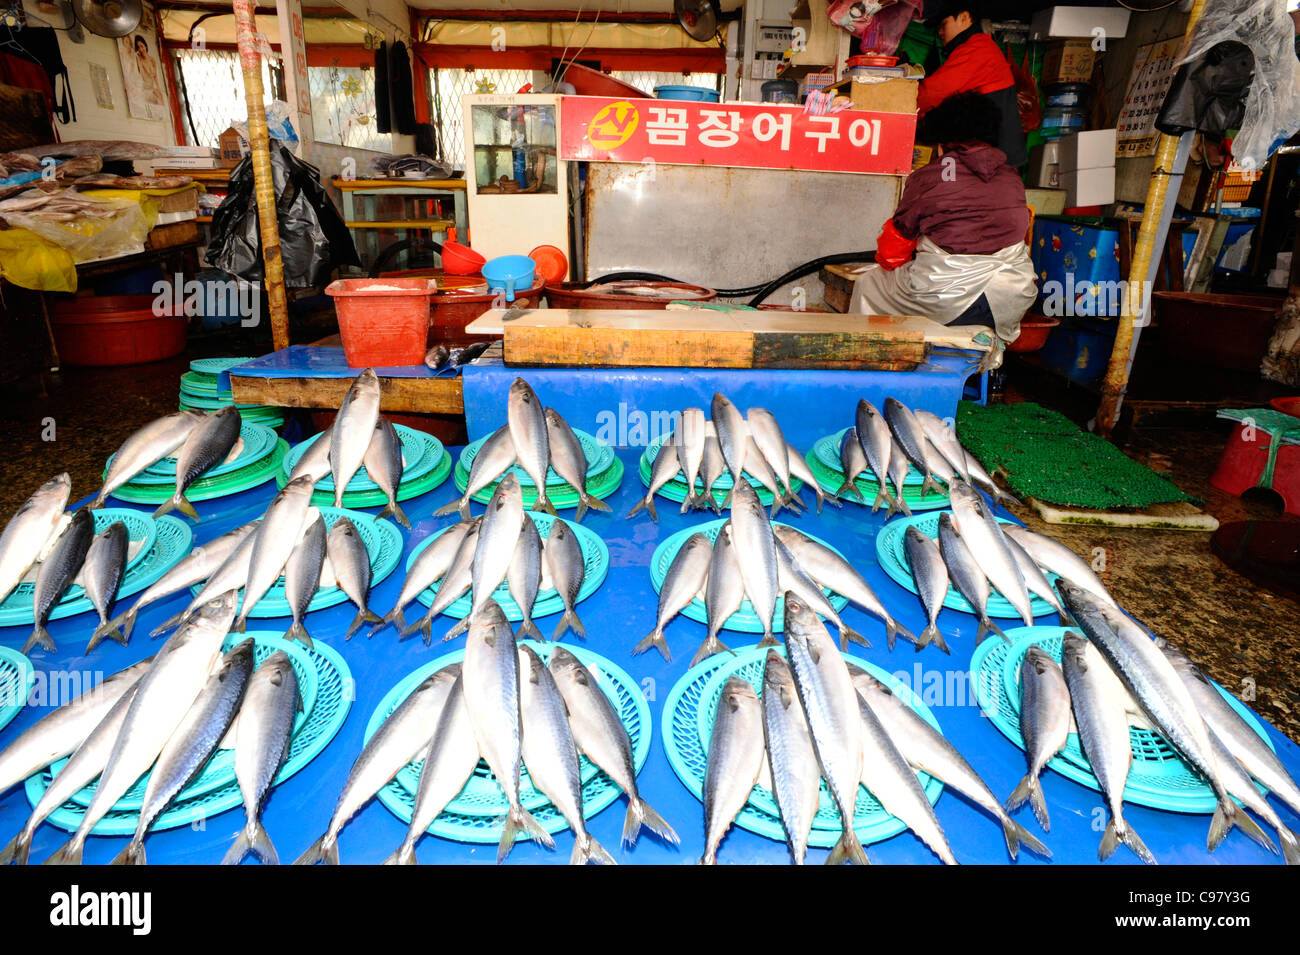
[190,357,253,375]
[0,647,35,734]
[876,511,1054,619]
[648,519,848,634]
[637,430,804,508]
[277,450,453,509]
[808,429,950,510]
[179,371,219,396]
[0,512,191,628]
[456,427,614,489]
[663,645,944,850]
[408,513,609,623]
[108,441,288,506]
[371,642,651,844]
[189,507,402,619]
[115,422,278,486]
[26,632,352,835]
[971,626,1278,814]
[281,425,444,496]
[454,454,624,511]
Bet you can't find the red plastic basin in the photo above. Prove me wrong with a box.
[50,294,186,366]
[1008,314,1060,353]
[325,277,437,367]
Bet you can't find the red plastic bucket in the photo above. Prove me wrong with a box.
[50,294,186,366]
[325,277,437,366]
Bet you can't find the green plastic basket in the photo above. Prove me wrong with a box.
[875,511,1054,619]
[970,626,1278,814]
[370,641,651,845]
[0,647,35,734]
[112,422,278,486]
[108,440,288,506]
[179,371,219,396]
[453,454,624,511]
[26,632,352,835]
[190,357,253,375]
[0,513,192,628]
[806,431,950,511]
[277,451,453,509]
[636,430,804,508]
[662,645,944,850]
[282,425,445,496]
[456,427,614,489]
[407,513,609,625]
[189,506,402,619]
[648,519,848,634]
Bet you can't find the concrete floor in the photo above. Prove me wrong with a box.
[2,347,1298,744]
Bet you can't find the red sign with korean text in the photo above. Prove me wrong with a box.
[559,96,915,176]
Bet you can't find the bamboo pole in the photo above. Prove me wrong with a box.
[1095,0,1208,437]
[232,0,290,351]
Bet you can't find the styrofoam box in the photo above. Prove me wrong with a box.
[1030,5,1131,40]
[1062,166,1115,208]
[1058,129,1116,170]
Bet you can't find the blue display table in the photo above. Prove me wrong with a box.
[0,449,1295,865]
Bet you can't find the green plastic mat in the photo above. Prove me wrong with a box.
[955,401,1191,510]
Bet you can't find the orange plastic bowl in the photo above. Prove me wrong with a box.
[442,240,486,276]
[1007,315,1060,353]
[529,245,569,284]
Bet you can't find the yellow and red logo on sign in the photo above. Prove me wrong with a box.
[586,100,640,150]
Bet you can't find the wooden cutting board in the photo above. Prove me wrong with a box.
[463,308,980,370]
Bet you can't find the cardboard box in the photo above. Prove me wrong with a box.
[1042,40,1096,84]
[218,127,247,168]
[1025,187,1067,216]
[845,76,918,113]
[1030,5,1130,40]
[1028,141,1061,188]
[1061,165,1114,208]
[1058,128,1116,170]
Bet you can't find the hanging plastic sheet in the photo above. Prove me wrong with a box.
[826,0,923,54]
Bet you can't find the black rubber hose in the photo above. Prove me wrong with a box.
[582,271,771,296]
[745,251,876,307]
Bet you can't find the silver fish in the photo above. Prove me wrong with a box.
[1006,645,1070,831]
[760,651,821,865]
[782,593,868,865]
[470,473,524,625]
[363,417,409,529]
[855,400,898,511]
[327,517,381,640]
[377,520,474,637]
[518,646,616,865]
[937,512,1008,644]
[1060,632,1155,864]
[786,439,838,514]
[698,526,742,668]
[1004,533,1067,624]
[915,409,972,483]
[1002,525,1116,608]
[425,345,449,370]
[1156,637,1300,824]
[1061,584,1271,854]
[730,481,779,647]
[102,522,258,647]
[155,405,241,521]
[548,646,677,847]
[44,592,237,865]
[25,507,94,654]
[772,524,915,650]
[93,414,201,508]
[836,427,870,505]
[462,600,554,862]
[84,521,129,652]
[153,525,259,637]
[288,425,333,486]
[701,675,765,865]
[1205,727,1297,865]
[856,686,957,864]
[698,436,726,514]
[507,378,557,515]
[0,656,151,803]
[883,398,945,497]
[545,408,610,522]
[297,665,463,865]
[235,476,316,632]
[847,665,1050,860]
[774,537,866,652]
[283,513,326,648]
[546,518,586,641]
[113,639,255,865]
[627,433,679,522]
[507,515,544,641]
[329,368,381,507]
[710,393,749,506]
[635,531,711,661]
[903,525,950,653]
[675,408,708,512]
[435,424,516,521]
[382,672,481,865]
[964,449,1021,508]
[0,473,71,606]
[885,438,913,518]
[747,408,793,500]
[949,482,1034,626]
[418,523,483,644]
[224,650,299,865]
[744,435,799,520]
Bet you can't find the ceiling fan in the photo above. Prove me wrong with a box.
[673,0,740,43]
[72,0,143,38]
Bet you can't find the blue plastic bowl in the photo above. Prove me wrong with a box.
[654,85,720,102]
[481,255,537,303]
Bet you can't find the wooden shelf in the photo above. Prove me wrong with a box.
[343,219,455,230]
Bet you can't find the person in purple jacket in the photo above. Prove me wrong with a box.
[852,91,1037,345]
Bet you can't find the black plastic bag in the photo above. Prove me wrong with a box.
[1156,40,1254,139]
[205,142,359,288]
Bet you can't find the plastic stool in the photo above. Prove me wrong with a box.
[1211,421,1300,516]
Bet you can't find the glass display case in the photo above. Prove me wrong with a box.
[469,101,559,194]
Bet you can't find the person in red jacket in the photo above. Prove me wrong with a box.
[918,1,1025,167]
[852,91,1036,345]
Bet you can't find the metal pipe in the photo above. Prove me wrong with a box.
[232,0,290,352]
